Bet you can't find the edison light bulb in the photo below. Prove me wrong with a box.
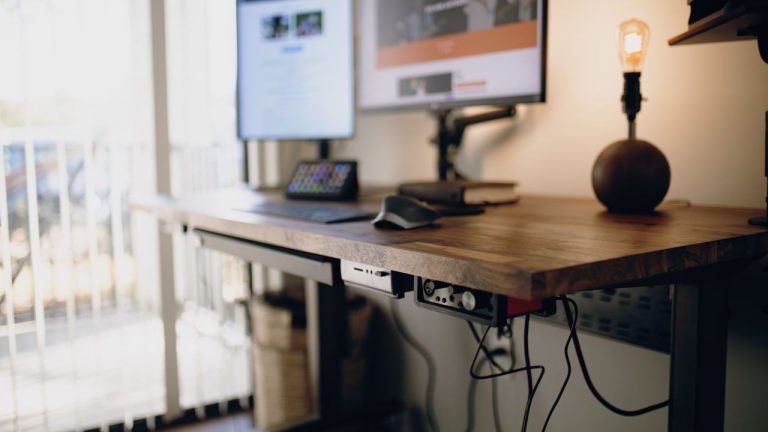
[618,19,650,72]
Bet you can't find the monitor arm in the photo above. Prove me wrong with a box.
[434,105,517,180]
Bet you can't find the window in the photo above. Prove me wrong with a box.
[0,1,249,429]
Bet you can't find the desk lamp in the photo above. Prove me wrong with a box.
[592,19,671,214]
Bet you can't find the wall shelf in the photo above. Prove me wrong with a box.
[668,5,761,45]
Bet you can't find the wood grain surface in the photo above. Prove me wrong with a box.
[131,187,768,299]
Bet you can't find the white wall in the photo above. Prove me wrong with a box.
[336,0,768,431]
[339,0,768,208]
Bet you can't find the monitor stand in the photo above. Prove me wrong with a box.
[318,139,331,160]
[434,106,517,180]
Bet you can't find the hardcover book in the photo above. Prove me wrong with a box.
[398,181,519,205]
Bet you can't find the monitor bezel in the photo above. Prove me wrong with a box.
[236,0,356,141]
[356,0,548,113]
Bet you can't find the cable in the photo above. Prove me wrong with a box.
[467,321,510,432]
[390,299,439,432]
[469,325,539,380]
[523,315,533,395]
[507,323,516,370]
[492,372,502,432]
[469,322,504,432]
[465,354,485,432]
[541,296,579,432]
[466,348,509,432]
[467,321,507,372]
[520,315,538,432]
[562,296,669,417]
[467,322,545,432]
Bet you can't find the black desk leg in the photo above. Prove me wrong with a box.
[306,280,347,424]
[668,281,729,432]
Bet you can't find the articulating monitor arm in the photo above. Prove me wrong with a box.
[434,106,517,181]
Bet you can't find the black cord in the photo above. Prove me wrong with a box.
[520,315,538,432]
[390,299,439,432]
[467,322,545,432]
[507,323,516,370]
[520,369,545,432]
[562,297,670,416]
[467,321,510,432]
[469,325,541,381]
[467,321,507,372]
[465,347,507,432]
[523,315,533,395]
[541,297,579,431]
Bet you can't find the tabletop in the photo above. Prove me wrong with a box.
[131,186,768,299]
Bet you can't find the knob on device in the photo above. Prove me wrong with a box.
[461,291,477,311]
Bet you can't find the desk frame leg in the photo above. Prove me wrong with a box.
[306,280,347,424]
[668,280,729,432]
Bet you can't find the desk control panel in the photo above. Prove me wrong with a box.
[415,278,555,326]
[341,260,412,298]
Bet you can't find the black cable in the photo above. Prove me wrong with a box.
[562,296,669,416]
[467,321,507,372]
[469,325,541,381]
[523,315,533,395]
[390,299,439,432]
[467,321,514,432]
[465,347,507,432]
[467,323,545,432]
[541,296,579,432]
[521,315,537,432]
[521,367,545,432]
[507,322,516,370]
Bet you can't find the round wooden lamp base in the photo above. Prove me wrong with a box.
[592,139,671,214]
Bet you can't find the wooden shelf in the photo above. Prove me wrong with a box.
[668,5,761,45]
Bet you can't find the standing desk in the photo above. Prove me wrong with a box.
[132,187,768,432]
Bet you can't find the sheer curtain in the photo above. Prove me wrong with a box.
[0,0,250,430]
[164,0,252,414]
[0,0,163,430]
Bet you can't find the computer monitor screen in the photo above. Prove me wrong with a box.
[237,0,354,140]
[358,0,546,110]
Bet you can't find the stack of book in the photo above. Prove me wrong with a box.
[398,181,519,206]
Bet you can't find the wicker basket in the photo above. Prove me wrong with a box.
[251,294,372,429]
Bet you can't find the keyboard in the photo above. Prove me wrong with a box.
[241,201,376,224]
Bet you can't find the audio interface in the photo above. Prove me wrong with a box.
[414,277,556,326]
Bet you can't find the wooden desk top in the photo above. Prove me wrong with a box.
[132,187,768,300]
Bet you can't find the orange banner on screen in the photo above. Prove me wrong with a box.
[377,21,537,69]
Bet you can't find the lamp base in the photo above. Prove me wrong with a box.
[592,138,671,214]
[748,216,768,226]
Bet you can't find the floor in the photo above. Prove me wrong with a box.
[167,414,253,432]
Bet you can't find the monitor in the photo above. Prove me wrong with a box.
[237,0,354,140]
[358,0,547,111]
